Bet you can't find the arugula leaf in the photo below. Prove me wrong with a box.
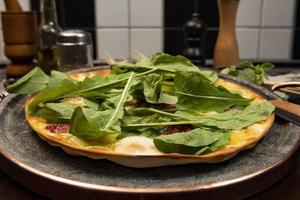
[150,53,196,69]
[83,98,100,110]
[69,73,135,139]
[221,61,274,85]
[112,53,218,82]
[239,68,256,83]
[104,73,135,130]
[111,60,150,74]
[118,128,160,139]
[196,132,231,154]
[35,103,78,122]
[6,67,49,94]
[175,71,251,113]
[67,68,157,99]
[66,72,132,98]
[157,93,178,104]
[143,73,163,103]
[70,107,119,140]
[124,101,274,130]
[175,101,274,130]
[200,71,218,83]
[28,78,78,113]
[220,66,239,77]
[47,70,72,87]
[153,128,228,154]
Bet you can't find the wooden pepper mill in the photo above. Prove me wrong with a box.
[1,0,37,81]
[213,0,240,69]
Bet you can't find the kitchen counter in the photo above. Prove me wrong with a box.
[0,67,299,200]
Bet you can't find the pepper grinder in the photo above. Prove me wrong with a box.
[183,12,207,66]
[213,0,240,69]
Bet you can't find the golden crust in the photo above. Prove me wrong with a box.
[24,70,275,168]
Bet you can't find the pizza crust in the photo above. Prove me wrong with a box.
[24,70,275,168]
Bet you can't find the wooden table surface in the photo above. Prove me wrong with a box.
[0,68,299,200]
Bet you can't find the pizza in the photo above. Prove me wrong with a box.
[7,53,275,168]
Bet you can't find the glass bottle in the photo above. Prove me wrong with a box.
[37,0,61,74]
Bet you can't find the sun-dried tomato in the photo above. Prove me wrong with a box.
[162,125,193,135]
[46,123,70,133]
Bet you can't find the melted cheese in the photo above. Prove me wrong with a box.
[113,136,163,155]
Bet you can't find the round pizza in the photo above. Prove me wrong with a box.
[7,53,275,168]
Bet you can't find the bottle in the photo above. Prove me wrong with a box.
[37,0,61,74]
[183,12,207,66]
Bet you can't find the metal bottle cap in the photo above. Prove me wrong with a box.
[57,29,92,45]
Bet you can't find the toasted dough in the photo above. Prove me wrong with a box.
[24,70,275,168]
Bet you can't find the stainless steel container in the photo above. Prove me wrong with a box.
[57,29,93,71]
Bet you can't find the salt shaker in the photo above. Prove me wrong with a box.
[56,29,93,72]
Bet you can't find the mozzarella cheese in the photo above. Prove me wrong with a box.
[112,136,163,155]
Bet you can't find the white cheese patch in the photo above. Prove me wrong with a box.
[113,136,162,155]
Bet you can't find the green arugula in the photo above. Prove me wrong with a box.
[123,101,274,130]
[153,128,229,154]
[66,72,132,98]
[70,73,135,139]
[142,73,164,104]
[6,67,49,94]
[175,100,275,130]
[35,103,78,122]
[221,61,274,85]
[195,132,231,154]
[175,71,251,113]
[70,107,120,142]
[28,78,78,113]
[112,53,218,82]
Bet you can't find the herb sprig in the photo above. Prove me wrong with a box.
[220,61,274,85]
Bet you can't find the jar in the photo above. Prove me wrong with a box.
[56,29,93,72]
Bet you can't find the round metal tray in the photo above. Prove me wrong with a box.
[0,72,299,200]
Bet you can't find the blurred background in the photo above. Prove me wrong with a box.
[0,0,298,64]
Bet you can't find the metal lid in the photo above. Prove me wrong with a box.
[57,29,92,45]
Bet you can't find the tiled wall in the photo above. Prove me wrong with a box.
[236,0,296,61]
[0,0,298,64]
[95,0,163,61]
